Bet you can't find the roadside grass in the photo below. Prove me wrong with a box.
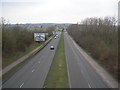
[2,42,41,68]
[44,32,69,88]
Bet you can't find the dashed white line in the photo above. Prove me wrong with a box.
[19,82,24,88]
[32,69,35,72]
[88,83,92,88]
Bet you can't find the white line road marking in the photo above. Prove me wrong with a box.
[32,69,35,72]
[66,55,72,88]
[88,83,92,88]
[20,82,24,88]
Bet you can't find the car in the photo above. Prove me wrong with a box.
[50,46,54,50]
[54,37,57,39]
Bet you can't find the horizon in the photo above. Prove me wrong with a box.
[6,22,73,24]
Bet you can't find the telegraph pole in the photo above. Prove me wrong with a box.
[118,1,120,87]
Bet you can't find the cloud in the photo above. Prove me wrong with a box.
[1,0,119,23]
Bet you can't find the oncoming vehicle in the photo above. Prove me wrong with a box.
[54,37,57,39]
[50,46,54,50]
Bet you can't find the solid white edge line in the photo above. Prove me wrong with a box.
[66,55,72,88]
[19,82,24,88]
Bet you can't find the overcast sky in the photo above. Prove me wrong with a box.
[1,0,119,24]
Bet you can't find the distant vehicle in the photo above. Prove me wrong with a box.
[50,46,54,50]
[54,37,57,39]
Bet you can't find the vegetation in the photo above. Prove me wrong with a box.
[44,32,69,88]
[67,17,118,81]
[2,18,55,68]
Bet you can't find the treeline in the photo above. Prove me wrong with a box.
[2,19,55,66]
[67,17,118,81]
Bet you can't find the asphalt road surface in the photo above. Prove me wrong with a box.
[64,32,110,88]
[2,35,60,88]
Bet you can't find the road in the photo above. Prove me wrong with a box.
[2,31,115,88]
[64,32,110,88]
[2,35,60,88]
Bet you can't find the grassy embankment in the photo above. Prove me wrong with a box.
[3,42,41,68]
[44,32,69,88]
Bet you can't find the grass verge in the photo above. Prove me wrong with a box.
[3,42,41,68]
[44,32,69,88]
